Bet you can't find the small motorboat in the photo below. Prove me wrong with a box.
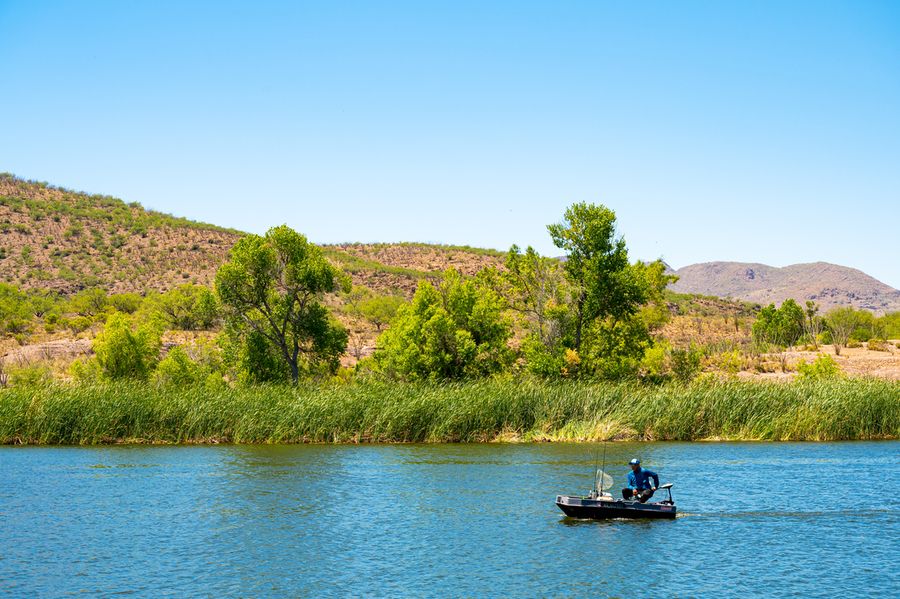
[556,483,677,520]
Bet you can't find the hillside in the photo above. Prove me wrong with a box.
[0,175,504,298]
[3,174,897,319]
[0,174,241,294]
[670,261,900,315]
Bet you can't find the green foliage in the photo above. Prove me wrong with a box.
[670,346,704,383]
[215,225,348,383]
[1,378,897,444]
[490,245,570,345]
[796,354,841,380]
[107,292,144,314]
[7,363,53,387]
[142,285,219,330]
[92,312,162,380]
[0,283,33,335]
[752,299,805,348]
[540,203,674,379]
[375,269,512,381]
[68,288,108,318]
[548,203,643,351]
[355,293,405,331]
[582,315,654,380]
[878,312,900,339]
[825,307,870,354]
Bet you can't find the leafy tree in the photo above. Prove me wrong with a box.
[93,312,162,380]
[490,245,569,345]
[215,225,348,383]
[825,307,867,355]
[803,301,824,349]
[669,345,704,383]
[108,292,144,314]
[375,269,512,380]
[878,312,900,339]
[547,203,647,352]
[68,288,108,318]
[0,283,33,335]
[582,314,655,380]
[752,299,805,371]
[357,294,405,331]
[752,300,805,349]
[145,285,219,330]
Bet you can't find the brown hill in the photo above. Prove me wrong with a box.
[0,174,240,294]
[670,261,900,314]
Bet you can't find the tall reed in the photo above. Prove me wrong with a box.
[0,378,896,444]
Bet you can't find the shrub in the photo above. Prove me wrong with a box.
[8,364,52,387]
[867,339,889,352]
[155,346,204,386]
[92,313,162,380]
[796,354,841,380]
[375,270,512,381]
[670,346,703,383]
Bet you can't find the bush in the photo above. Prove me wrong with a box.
[93,313,162,380]
[796,354,841,380]
[867,339,890,352]
[375,270,512,381]
[155,347,204,386]
[670,346,703,383]
[7,364,52,387]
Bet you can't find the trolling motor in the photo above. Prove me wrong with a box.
[657,482,675,505]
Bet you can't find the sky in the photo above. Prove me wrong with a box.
[1,1,899,287]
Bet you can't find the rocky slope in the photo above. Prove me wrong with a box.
[669,261,900,314]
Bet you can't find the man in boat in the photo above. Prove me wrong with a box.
[622,458,659,503]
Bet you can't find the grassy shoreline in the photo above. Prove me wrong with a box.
[1,378,897,445]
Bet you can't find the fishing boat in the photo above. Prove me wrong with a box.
[556,483,677,520]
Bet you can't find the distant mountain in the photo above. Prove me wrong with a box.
[669,261,900,314]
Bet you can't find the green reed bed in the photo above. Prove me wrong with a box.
[0,378,897,444]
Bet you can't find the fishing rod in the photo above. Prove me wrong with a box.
[598,439,608,496]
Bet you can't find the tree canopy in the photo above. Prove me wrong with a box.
[375,269,512,381]
[215,225,348,383]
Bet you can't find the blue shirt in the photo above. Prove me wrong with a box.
[627,468,659,490]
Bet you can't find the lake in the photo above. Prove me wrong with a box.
[1,442,897,597]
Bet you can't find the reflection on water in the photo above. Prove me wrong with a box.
[0,442,897,597]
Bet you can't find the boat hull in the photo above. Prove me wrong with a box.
[556,495,676,520]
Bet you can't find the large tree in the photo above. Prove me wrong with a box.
[215,225,348,383]
[547,202,653,352]
[375,269,512,381]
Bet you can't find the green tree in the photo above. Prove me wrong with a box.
[93,312,162,380]
[375,269,512,380]
[146,284,219,330]
[547,203,655,352]
[752,300,805,348]
[825,307,868,355]
[0,283,33,335]
[489,244,569,345]
[357,294,405,332]
[215,225,348,383]
[68,288,108,318]
[803,300,824,349]
[108,292,144,315]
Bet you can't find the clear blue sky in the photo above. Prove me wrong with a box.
[2,1,899,287]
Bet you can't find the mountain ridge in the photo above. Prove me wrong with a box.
[2,174,897,314]
[669,260,900,314]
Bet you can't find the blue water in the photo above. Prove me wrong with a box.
[1,442,897,597]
